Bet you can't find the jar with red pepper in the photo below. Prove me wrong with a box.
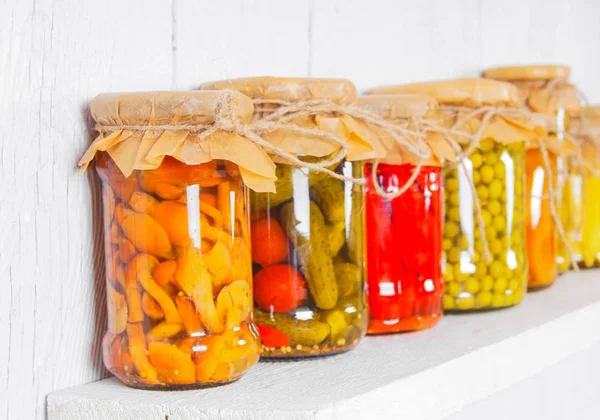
[356,95,449,333]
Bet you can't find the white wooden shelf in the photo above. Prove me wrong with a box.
[47,270,600,420]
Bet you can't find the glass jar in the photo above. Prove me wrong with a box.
[572,108,600,268]
[365,163,443,332]
[78,91,272,389]
[97,154,259,389]
[525,146,559,288]
[443,139,527,310]
[200,77,377,357]
[250,161,367,357]
[484,65,582,282]
[367,79,540,311]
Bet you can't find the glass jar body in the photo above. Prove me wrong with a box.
[97,155,259,389]
[443,139,528,311]
[525,149,559,288]
[581,171,600,268]
[365,163,443,333]
[250,161,367,357]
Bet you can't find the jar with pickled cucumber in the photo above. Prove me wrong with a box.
[484,65,582,284]
[200,77,375,357]
[78,91,281,388]
[356,94,445,333]
[370,79,546,310]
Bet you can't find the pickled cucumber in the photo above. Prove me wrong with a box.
[334,262,360,297]
[250,165,294,211]
[280,201,339,310]
[328,221,346,256]
[443,139,527,311]
[254,309,330,346]
[311,177,346,223]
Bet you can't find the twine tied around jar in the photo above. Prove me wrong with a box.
[253,98,434,196]
[92,90,366,184]
[365,116,429,201]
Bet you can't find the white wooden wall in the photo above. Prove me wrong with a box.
[1,0,599,419]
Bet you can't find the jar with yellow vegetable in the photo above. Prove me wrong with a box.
[201,77,373,357]
[78,91,283,389]
[571,106,600,268]
[370,79,545,310]
[484,65,582,279]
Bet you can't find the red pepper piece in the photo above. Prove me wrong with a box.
[256,323,290,348]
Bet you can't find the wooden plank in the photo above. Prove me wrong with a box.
[173,0,312,88]
[0,1,172,419]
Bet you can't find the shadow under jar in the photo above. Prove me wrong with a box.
[484,64,582,282]
[369,78,545,311]
[81,91,264,389]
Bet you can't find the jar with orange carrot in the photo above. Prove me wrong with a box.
[484,65,582,284]
[79,91,281,389]
[200,77,376,357]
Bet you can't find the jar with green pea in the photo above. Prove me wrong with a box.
[369,78,546,311]
[443,138,528,310]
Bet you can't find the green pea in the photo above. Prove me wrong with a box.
[443,295,455,310]
[493,277,508,294]
[491,294,506,308]
[485,225,497,240]
[454,264,468,281]
[476,185,489,201]
[456,295,476,310]
[445,221,460,237]
[488,180,503,199]
[488,200,502,216]
[489,261,505,278]
[485,151,499,165]
[481,275,494,291]
[471,153,483,169]
[443,238,453,251]
[480,165,495,184]
[466,277,481,294]
[508,278,520,292]
[475,262,487,276]
[494,161,506,179]
[472,170,481,184]
[444,264,455,282]
[448,207,461,222]
[476,291,493,308]
[459,235,470,250]
[490,239,504,255]
[493,215,505,232]
[449,192,460,206]
[446,177,459,192]
[447,248,461,263]
[448,282,463,297]
[481,209,492,225]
